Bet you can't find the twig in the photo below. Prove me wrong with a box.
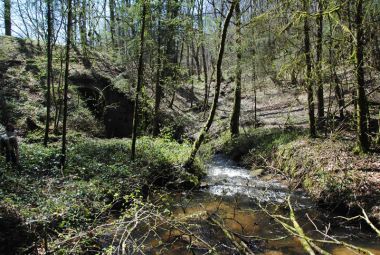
[208,214,255,255]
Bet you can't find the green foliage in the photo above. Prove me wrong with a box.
[19,143,61,175]
[214,127,304,168]
[0,136,204,253]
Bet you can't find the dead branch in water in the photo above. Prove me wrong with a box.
[336,207,380,238]
[208,214,255,255]
[258,196,376,255]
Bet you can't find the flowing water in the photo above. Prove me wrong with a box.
[118,155,380,254]
[150,155,380,255]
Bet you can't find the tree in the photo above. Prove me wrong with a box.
[60,0,73,170]
[163,0,180,106]
[327,13,344,120]
[79,0,88,54]
[4,0,11,35]
[153,3,162,137]
[303,0,316,138]
[185,0,237,168]
[229,0,242,137]
[44,0,53,147]
[316,0,324,129]
[109,0,116,49]
[131,0,148,161]
[355,0,369,152]
[197,0,209,110]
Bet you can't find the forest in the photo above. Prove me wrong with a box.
[0,0,380,254]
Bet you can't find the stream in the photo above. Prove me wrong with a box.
[151,155,380,255]
[111,155,380,254]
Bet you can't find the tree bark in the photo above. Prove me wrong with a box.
[201,46,208,108]
[4,0,11,35]
[79,0,87,54]
[191,40,201,81]
[153,6,162,137]
[109,0,116,48]
[198,0,208,110]
[131,0,147,160]
[355,0,369,152]
[44,0,53,147]
[316,0,324,129]
[230,1,242,137]
[60,0,73,170]
[303,0,316,138]
[328,14,345,120]
[185,0,237,169]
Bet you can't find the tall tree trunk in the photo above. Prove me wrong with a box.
[109,0,116,48]
[347,0,357,122]
[4,0,11,35]
[190,47,195,109]
[191,40,201,81]
[334,74,345,119]
[328,14,345,120]
[72,0,77,45]
[131,0,147,160]
[54,49,64,134]
[355,0,369,152]
[36,0,40,46]
[303,0,316,138]
[198,0,208,110]
[44,0,53,147]
[201,46,208,108]
[316,0,324,130]
[60,0,73,170]
[161,0,179,109]
[185,0,237,169]
[153,7,162,137]
[79,0,87,54]
[230,1,242,137]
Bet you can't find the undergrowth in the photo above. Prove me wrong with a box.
[0,136,203,254]
[210,127,305,169]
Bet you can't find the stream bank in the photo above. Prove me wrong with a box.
[212,128,380,224]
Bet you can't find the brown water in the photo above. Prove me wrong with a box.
[109,155,380,254]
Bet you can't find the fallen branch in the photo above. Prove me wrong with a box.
[208,214,255,255]
[307,214,375,255]
[361,207,380,237]
[335,207,380,238]
[287,197,321,255]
